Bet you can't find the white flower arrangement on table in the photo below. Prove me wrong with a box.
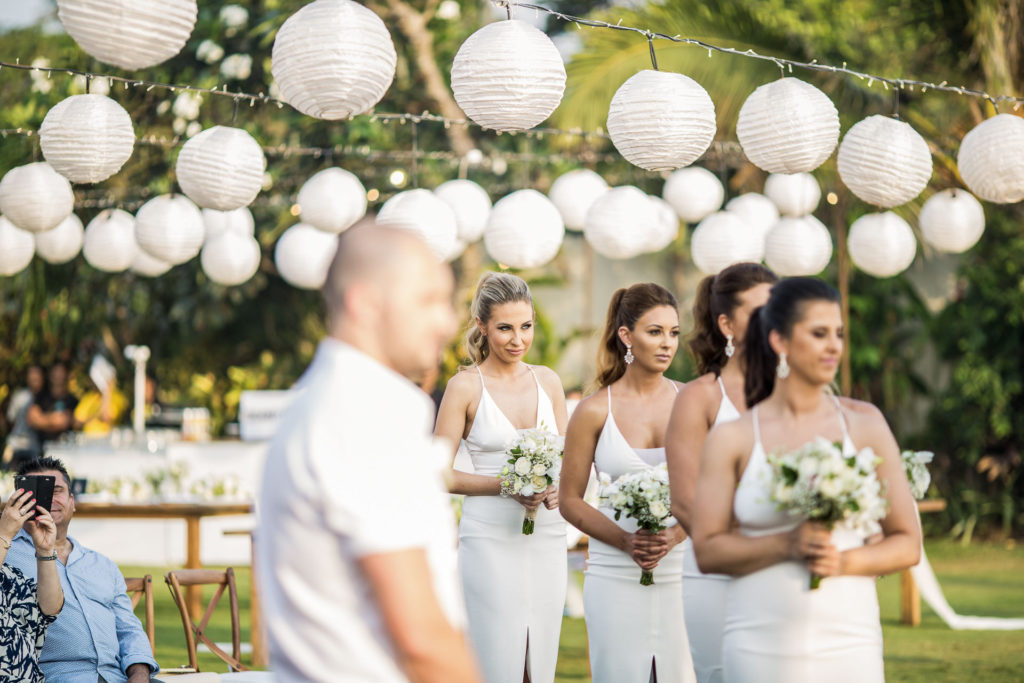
[498,426,564,535]
[901,450,933,500]
[83,463,252,503]
[598,462,673,586]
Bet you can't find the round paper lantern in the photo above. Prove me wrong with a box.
[484,189,564,269]
[736,78,840,173]
[690,211,767,275]
[297,168,367,234]
[764,216,833,276]
[274,223,339,290]
[663,167,724,223]
[39,94,135,183]
[434,179,492,242]
[583,186,659,259]
[83,209,137,272]
[726,193,780,246]
[847,211,917,278]
[0,162,75,233]
[56,0,197,70]
[202,208,255,244]
[132,249,172,277]
[548,169,608,231]
[919,189,985,253]
[607,70,716,171]
[451,20,566,131]
[764,173,821,217]
[0,217,35,276]
[176,126,266,211]
[34,213,84,264]
[644,196,680,253]
[134,195,205,265]
[957,114,1024,204]
[201,231,261,286]
[837,115,932,208]
[376,189,459,261]
[271,0,397,119]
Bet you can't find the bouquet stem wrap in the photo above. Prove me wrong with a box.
[523,508,537,535]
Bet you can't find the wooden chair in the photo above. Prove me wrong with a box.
[124,575,156,655]
[165,568,248,672]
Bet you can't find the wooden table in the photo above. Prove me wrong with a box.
[901,498,948,626]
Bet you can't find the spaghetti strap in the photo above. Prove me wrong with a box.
[606,386,613,410]
[717,376,728,399]
[475,365,486,388]
[830,394,851,443]
[669,379,679,394]
[752,406,762,447]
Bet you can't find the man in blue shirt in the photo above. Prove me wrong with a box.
[8,457,158,683]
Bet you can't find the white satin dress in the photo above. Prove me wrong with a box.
[682,377,740,683]
[459,367,567,683]
[722,401,884,683]
[584,385,696,683]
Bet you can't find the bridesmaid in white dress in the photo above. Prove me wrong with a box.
[561,283,696,683]
[664,263,776,683]
[434,272,569,683]
[690,277,921,683]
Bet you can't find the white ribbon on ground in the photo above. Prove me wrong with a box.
[911,546,1024,630]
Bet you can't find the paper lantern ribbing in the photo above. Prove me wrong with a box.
[690,211,767,275]
[376,189,459,261]
[176,126,266,211]
[0,217,35,276]
[548,169,608,232]
[132,249,172,277]
[451,20,566,131]
[201,231,261,286]
[764,173,821,217]
[34,213,84,264]
[57,0,197,70]
[736,78,840,174]
[274,223,339,290]
[0,162,75,233]
[83,209,138,272]
[644,196,680,253]
[583,186,659,259]
[484,190,565,269]
[297,168,367,234]
[202,208,255,244]
[837,115,932,208]
[956,114,1024,204]
[764,216,833,276]
[663,167,724,223]
[134,195,205,265]
[607,70,716,171]
[271,0,397,120]
[434,180,492,243]
[919,189,985,253]
[39,95,135,184]
[847,212,917,278]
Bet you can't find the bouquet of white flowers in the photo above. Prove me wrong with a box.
[598,463,673,585]
[901,450,933,500]
[767,437,888,589]
[498,427,564,535]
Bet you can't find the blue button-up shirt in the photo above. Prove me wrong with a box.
[8,531,159,683]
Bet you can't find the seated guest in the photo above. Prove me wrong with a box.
[27,363,81,446]
[7,457,158,683]
[4,364,47,468]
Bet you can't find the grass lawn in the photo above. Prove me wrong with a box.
[122,538,1024,680]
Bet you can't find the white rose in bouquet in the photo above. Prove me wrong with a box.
[499,428,564,534]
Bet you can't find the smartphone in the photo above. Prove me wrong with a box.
[12,475,56,520]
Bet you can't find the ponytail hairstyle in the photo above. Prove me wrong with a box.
[743,277,841,407]
[688,263,778,376]
[595,283,679,388]
[464,271,533,365]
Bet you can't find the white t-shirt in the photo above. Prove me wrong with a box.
[257,339,465,682]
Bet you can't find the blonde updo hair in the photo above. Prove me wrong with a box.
[465,271,533,364]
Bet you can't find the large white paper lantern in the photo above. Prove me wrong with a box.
[176,126,266,211]
[919,189,985,253]
[451,20,566,131]
[583,186,659,259]
[57,0,197,70]
[34,213,84,264]
[736,78,840,174]
[134,195,205,265]
[764,216,833,276]
[484,189,564,268]
[274,223,338,290]
[764,172,821,217]
[726,193,780,247]
[297,168,367,234]
[132,249,172,277]
[39,94,135,184]
[548,169,608,232]
[0,162,75,233]
[376,189,459,261]
[663,167,724,223]
[957,114,1024,204]
[0,217,35,276]
[83,209,137,272]
[202,208,255,244]
[837,115,932,208]
[201,231,261,286]
[847,211,917,278]
[644,196,680,253]
[607,70,716,171]
[434,180,491,243]
[690,211,767,275]
[271,0,397,119]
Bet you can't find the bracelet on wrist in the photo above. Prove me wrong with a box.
[35,549,57,561]
[0,535,11,550]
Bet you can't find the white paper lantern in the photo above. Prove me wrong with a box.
[451,20,566,131]
[0,217,35,276]
[39,95,135,184]
[663,167,724,223]
[764,173,821,217]
[726,193,780,247]
[690,211,767,275]
[956,114,1024,204]
[271,0,397,119]
[57,0,197,70]
[132,249,172,277]
[736,78,840,174]
[83,209,137,272]
[847,211,917,278]
[201,231,261,286]
[607,70,716,171]
[297,168,367,234]
[134,195,205,265]
[548,169,608,232]
[644,196,680,253]
[0,162,75,233]
[434,180,491,242]
[176,126,266,211]
[377,189,459,261]
[484,189,564,269]
[202,208,255,244]
[34,213,84,264]
[764,216,833,276]
[583,186,659,259]
[837,115,932,208]
[919,189,985,253]
[274,223,339,290]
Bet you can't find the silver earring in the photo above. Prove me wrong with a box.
[776,352,790,379]
[624,344,634,365]
[725,334,735,358]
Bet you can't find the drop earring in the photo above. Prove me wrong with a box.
[624,344,634,365]
[776,352,790,379]
[725,334,735,358]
